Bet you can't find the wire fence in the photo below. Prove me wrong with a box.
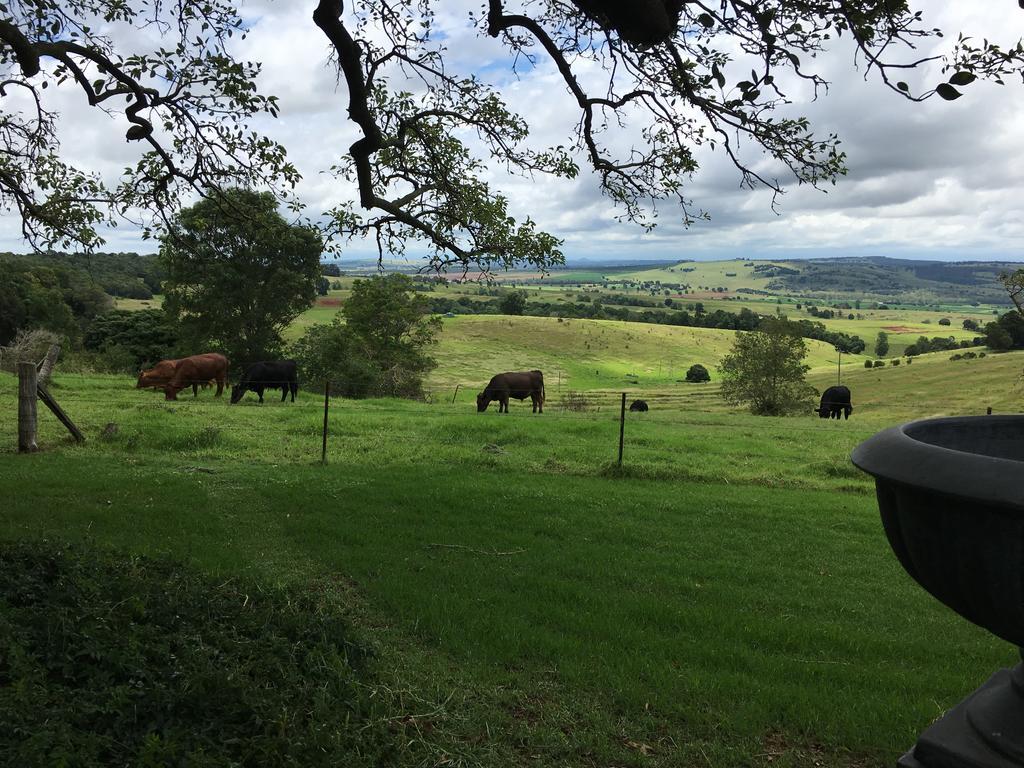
[4,365,890,476]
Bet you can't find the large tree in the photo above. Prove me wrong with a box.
[160,188,322,365]
[719,318,817,416]
[1,3,1023,269]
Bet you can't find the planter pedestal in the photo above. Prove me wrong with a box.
[897,659,1024,768]
[851,416,1024,768]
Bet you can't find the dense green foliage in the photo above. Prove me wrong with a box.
[0,540,395,767]
[161,189,323,365]
[0,258,112,345]
[874,331,889,357]
[719,319,817,416]
[82,310,179,371]
[984,311,1024,351]
[685,363,711,383]
[499,290,528,315]
[291,274,439,398]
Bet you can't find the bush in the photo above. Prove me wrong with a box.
[891,359,900,366]
[938,317,951,326]
[950,354,962,361]
[873,360,884,368]
[82,309,179,371]
[684,363,711,383]
[864,359,873,369]
[0,328,60,373]
[0,541,395,767]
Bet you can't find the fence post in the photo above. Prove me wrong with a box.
[451,384,460,404]
[618,392,626,466]
[17,362,38,453]
[321,381,330,464]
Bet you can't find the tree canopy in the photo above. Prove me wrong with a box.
[1,2,1023,270]
[160,188,322,365]
[719,318,817,416]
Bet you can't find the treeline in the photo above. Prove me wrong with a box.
[425,294,867,351]
[0,259,113,345]
[1,251,162,298]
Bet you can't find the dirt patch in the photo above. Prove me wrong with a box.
[316,298,342,307]
[881,325,923,334]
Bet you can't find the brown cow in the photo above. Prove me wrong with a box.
[166,353,228,400]
[137,354,228,400]
[477,370,545,413]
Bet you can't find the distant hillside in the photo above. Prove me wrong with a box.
[760,257,1017,305]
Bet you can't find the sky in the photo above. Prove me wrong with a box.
[6,2,1024,265]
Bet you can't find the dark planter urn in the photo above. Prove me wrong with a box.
[852,416,1024,768]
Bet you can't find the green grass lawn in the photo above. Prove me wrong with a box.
[2,354,1021,766]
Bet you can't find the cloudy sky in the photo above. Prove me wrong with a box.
[6,2,1024,264]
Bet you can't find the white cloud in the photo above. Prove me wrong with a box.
[3,3,1024,265]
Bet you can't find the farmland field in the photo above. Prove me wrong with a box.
[3,319,1022,766]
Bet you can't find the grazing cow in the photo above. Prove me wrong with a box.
[816,385,853,420]
[477,370,545,413]
[629,399,649,412]
[230,360,299,404]
[138,353,228,401]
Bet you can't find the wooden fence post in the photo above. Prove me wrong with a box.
[17,362,38,453]
[451,384,460,404]
[618,392,626,466]
[36,343,61,386]
[321,380,330,464]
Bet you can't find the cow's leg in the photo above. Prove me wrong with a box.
[291,383,297,402]
[215,378,224,397]
[281,386,287,402]
[164,385,178,401]
[256,386,264,404]
[192,383,199,397]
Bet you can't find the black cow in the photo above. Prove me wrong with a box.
[629,399,649,412]
[230,360,299,404]
[816,385,852,420]
[477,370,545,413]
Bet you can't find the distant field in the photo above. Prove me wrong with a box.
[429,315,853,394]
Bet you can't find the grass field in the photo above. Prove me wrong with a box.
[2,339,1022,766]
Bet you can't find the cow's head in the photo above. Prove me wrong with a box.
[229,384,245,404]
[136,369,154,389]
[476,392,490,412]
[814,406,828,419]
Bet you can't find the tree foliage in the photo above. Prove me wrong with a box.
[83,308,179,371]
[719,318,816,416]
[499,290,528,316]
[160,189,322,365]
[684,363,711,383]
[290,274,440,399]
[0,2,1022,268]
[874,331,889,358]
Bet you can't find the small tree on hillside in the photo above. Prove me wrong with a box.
[719,318,817,416]
[685,364,711,383]
[160,189,323,365]
[291,274,440,398]
[874,331,890,358]
[499,290,528,316]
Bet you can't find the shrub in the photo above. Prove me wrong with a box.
[684,363,711,383]
[864,359,873,369]
[0,541,395,767]
[950,354,962,361]
[0,328,60,373]
[938,317,951,326]
[873,360,884,368]
[891,359,901,366]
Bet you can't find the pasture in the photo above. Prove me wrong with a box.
[3,337,1023,766]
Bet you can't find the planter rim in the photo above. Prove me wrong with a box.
[851,415,1024,512]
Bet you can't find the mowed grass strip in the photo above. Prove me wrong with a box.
[0,369,1018,766]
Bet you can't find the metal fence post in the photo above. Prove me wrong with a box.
[17,362,38,453]
[321,381,330,464]
[618,392,626,466]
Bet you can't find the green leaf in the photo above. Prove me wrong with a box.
[896,81,909,92]
[697,13,714,29]
[948,71,977,86]
[935,83,962,100]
